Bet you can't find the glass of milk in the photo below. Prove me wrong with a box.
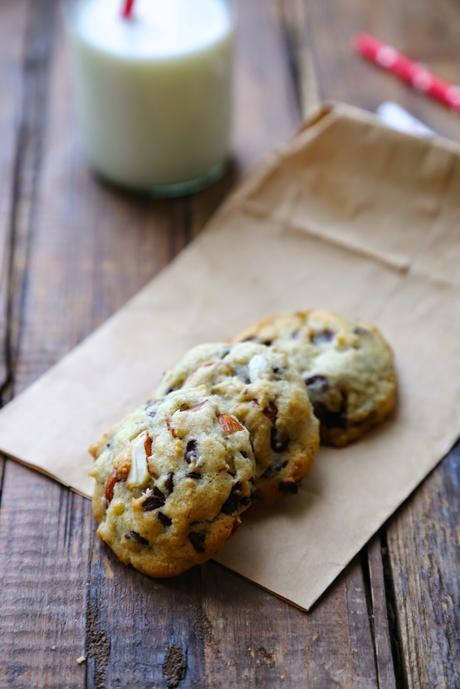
[66,0,235,196]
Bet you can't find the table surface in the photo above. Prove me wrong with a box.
[0,1,459,688]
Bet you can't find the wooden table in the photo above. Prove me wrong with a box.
[0,1,459,687]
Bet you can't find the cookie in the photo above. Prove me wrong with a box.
[155,342,319,502]
[235,310,396,447]
[90,387,256,577]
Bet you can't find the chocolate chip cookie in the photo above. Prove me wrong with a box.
[90,388,256,577]
[234,310,396,447]
[155,342,320,502]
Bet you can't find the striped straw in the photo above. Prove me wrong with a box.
[353,32,460,114]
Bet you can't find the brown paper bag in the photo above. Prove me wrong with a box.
[1,103,459,610]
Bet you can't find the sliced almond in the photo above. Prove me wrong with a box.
[127,432,150,489]
[188,400,207,413]
[144,434,153,458]
[218,413,244,434]
[105,470,120,503]
[248,354,270,382]
[166,417,177,438]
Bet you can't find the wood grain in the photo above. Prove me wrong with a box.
[0,0,29,399]
[367,539,397,689]
[385,446,460,689]
[0,0,29,520]
[0,0,459,687]
[0,3,91,689]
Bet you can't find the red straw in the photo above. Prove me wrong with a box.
[353,32,460,114]
[121,0,135,19]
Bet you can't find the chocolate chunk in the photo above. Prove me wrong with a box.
[186,471,201,480]
[142,494,165,512]
[261,339,273,346]
[311,330,335,345]
[184,439,198,463]
[164,472,174,495]
[312,399,348,430]
[240,496,251,506]
[158,511,172,527]
[221,482,243,515]
[307,379,348,429]
[165,385,179,395]
[221,495,239,515]
[218,347,231,359]
[125,530,149,545]
[143,487,165,511]
[353,326,371,337]
[188,531,206,553]
[263,401,278,424]
[261,459,288,479]
[240,450,248,459]
[270,427,289,453]
[305,374,330,393]
[279,481,299,494]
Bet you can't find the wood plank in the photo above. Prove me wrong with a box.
[201,559,379,689]
[367,539,397,689]
[0,473,91,689]
[277,0,320,117]
[0,3,92,689]
[0,0,29,530]
[0,0,29,395]
[304,2,460,687]
[385,445,460,689]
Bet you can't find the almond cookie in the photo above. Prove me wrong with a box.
[90,388,256,577]
[155,342,319,502]
[235,310,396,447]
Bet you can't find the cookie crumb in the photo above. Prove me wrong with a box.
[50,645,56,651]
[76,655,86,665]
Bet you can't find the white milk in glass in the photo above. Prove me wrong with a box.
[68,0,234,195]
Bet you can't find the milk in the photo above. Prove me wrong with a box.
[68,0,234,194]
